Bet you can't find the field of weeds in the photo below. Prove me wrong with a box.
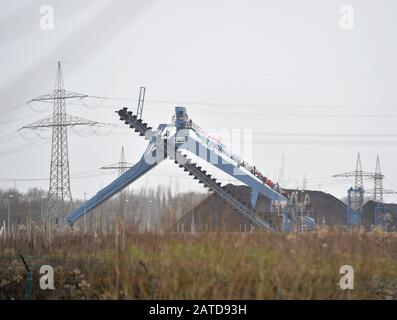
[1,226,397,300]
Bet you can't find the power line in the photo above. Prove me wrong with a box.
[106,126,397,139]
[0,103,27,115]
[252,139,397,146]
[95,129,397,145]
[0,140,48,157]
[0,63,55,79]
[71,98,397,112]
[61,60,397,79]
[0,131,20,142]
[0,170,237,183]
[0,100,52,117]
[253,132,397,138]
[0,112,45,126]
[69,100,397,118]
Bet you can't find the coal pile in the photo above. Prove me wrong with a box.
[171,184,272,232]
[172,185,349,231]
[363,200,397,230]
[285,190,348,226]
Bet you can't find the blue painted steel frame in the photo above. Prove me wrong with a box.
[67,129,167,225]
[179,133,287,206]
[67,107,288,226]
[67,148,161,224]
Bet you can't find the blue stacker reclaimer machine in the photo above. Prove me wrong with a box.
[67,106,302,231]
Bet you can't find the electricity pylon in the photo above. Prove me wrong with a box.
[101,146,132,175]
[334,154,390,202]
[373,155,384,202]
[101,146,133,215]
[20,61,105,218]
[333,153,373,189]
[334,153,370,227]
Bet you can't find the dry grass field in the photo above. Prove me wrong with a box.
[1,224,397,300]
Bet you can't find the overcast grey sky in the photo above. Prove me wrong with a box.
[1,0,397,202]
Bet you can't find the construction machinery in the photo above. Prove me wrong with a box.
[67,106,290,231]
